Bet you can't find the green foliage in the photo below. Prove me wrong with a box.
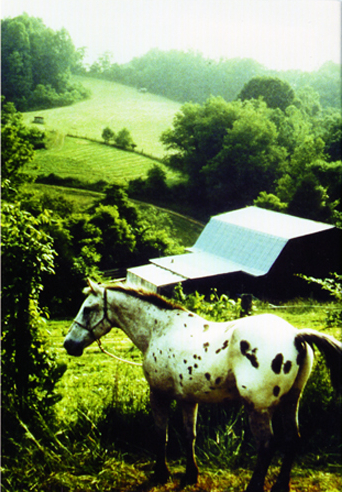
[173,284,242,321]
[1,98,38,197]
[102,126,115,143]
[161,97,287,211]
[1,14,89,110]
[128,164,170,201]
[238,76,295,111]
[298,273,342,326]
[1,202,65,427]
[115,127,136,149]
[253,192,288,212]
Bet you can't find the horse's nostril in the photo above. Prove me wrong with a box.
[64,339,83,357]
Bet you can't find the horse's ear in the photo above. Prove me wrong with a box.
[87,278,102,295]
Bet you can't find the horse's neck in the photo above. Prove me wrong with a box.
[107,290,164,353]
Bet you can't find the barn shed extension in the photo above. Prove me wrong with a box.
[127,207,341,299]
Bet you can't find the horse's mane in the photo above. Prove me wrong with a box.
[103,283,187,311]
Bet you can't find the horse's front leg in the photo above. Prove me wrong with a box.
[150,390,171,483]
[181,401,199,485]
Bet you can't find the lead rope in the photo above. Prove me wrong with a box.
[96,338,143,367]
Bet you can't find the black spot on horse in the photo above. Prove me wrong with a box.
[240,340,259,368]
[222,340,229,350]
[194,364,198,369]
[216,348,221,354]
[188,366,193,375]
[159,350,163,355]
[184,324,187,328]
[283,360,292,374]
[203,342,209,352]
[273,385,280,397]
[193,354,197,359]
[205,372,211,381]
[247,353,259,368]
[215,377,222,385]
[179,374,183,380]
[240,340,250,355]
[271,353,283,374]
[184,359,187,364]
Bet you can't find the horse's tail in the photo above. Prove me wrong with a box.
[296,329,342,392]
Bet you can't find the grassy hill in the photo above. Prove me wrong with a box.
[23,76,181,159]
[27,135,182,186]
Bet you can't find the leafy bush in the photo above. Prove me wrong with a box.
[173,284,242,321]
[299,273,342,326]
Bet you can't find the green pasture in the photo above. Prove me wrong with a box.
[2,301,341,491]
[22,76,181,159]
[26,135,183,186]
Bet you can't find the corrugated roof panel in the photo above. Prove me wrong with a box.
[214,207,334,239]
[127,264,186,290]
[191,220,287,275]
[152,251,253,278]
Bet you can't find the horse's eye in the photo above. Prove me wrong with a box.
[83,307,92,317]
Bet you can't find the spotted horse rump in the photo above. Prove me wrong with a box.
[64,279,342,492]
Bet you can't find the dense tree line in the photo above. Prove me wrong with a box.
[88,48,341,110]
[1,14,90,111]
[157,78,341,223]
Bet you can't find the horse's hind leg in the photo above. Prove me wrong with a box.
[181,401,199,485]
[271,389,302,492]
[245,407,276,492]
[150,390,171,483]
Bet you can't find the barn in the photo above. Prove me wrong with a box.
[127,207,341,299]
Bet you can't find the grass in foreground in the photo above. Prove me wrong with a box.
[2,303,341,492]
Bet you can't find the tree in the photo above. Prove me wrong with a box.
[102,126,115,144]
[115,127,136,149]
[202,100,286,210]
[89,205,136,269]
[1,97,40,199]
[1,203,64,418]
[161,97,287,211]
[238,76,295,112]
[1,14,87,110]
[161,97,240,200]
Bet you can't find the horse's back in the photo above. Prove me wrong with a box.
[228,314,305,410]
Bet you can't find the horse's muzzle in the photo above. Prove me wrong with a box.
[64,338,84,357]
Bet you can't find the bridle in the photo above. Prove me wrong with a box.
[73,287,111,339]
[72,287,142,367]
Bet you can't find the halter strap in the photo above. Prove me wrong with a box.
[73,287,143,367]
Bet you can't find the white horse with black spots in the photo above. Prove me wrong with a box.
[64,280,341,492]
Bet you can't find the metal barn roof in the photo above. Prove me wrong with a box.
[127,207,335,290]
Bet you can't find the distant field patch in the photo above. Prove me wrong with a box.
[23,76,181,158]
[27,136,183,185]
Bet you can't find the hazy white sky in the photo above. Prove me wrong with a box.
[1,0,341,71]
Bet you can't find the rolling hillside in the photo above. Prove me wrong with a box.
[23,76,181,158]
[27,135,183,186]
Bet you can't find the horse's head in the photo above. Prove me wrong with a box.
[64,279,112,356]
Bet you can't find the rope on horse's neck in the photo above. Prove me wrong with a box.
[96,338,143,367]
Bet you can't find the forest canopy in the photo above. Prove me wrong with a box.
[1,14,90,111]
[88,48,341,110]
